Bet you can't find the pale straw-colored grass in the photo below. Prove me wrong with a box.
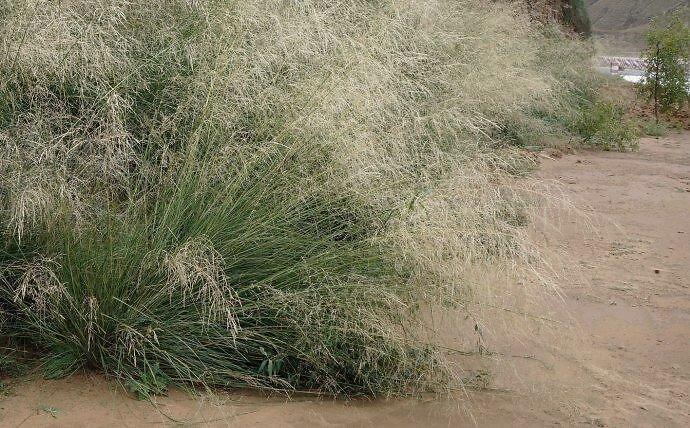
[0,0,595,396]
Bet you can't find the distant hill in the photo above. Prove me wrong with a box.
[587,0,690,54]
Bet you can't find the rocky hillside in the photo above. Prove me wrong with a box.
[587,0,690,54]
[523,0,592,36]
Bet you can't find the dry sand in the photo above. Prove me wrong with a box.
[1,132,689,427]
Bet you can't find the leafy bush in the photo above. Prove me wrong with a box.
[641,14,690,119]
[574,100,639,151]
[643,120,669,137]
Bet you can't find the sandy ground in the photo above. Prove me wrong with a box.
[1,133,689,427]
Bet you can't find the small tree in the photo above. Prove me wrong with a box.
[641,15,690,123]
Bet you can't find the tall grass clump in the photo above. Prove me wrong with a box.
[2,145,444,395]
[1,0,597,396]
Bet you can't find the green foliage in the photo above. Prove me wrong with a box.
[125,363,170,400]
[574,100,639,151]
[39,405,60,418]
[643,120,669,137]
[641,15,690,119]
[0,353,26,377]
[0,143,443,396]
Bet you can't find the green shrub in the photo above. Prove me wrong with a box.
[574,101,639,151]
[641,14,690,120]
[643,120,669,137]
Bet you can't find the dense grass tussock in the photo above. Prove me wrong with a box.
[1,0,596,396]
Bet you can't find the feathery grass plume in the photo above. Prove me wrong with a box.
[163,236,239,333]
[1,0,601,395]
[11,256,65,316]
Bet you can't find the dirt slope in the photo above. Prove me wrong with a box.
[588,0,687,30]
[1,133,689,426]
[587,0,690,53]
